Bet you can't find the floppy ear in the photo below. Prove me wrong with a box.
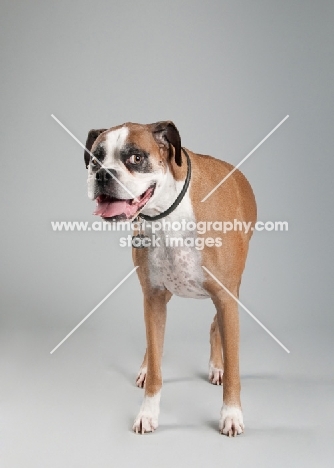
[151,121,182,166]
[84,129,107,168]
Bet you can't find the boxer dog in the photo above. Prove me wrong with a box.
[84,121,256,436]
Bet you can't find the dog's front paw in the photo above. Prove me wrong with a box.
[133,414,158,434]
[209,361,224,385]
[133,393,161,434]
[136,366,147,388]
[219,405,244,437]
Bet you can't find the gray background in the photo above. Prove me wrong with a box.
[1,0,333,466]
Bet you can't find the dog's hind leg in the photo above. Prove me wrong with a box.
[209,314,224,385]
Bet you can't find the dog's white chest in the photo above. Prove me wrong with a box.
[148,243,208,298]
[146,193,209,299]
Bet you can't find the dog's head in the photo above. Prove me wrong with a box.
[85,121,182,221]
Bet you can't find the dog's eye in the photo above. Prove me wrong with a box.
[91,157,99,167]
[129,154,143,164]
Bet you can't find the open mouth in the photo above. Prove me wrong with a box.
[93,185,156,220]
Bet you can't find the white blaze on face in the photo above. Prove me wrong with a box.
[103,126,155,200]
[104,126,129,167]
[87,126,129,200]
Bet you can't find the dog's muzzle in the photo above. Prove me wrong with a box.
[93,181,156,220]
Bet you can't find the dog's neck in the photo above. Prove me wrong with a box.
[140,150,189,218]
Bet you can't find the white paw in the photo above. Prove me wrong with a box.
[133,392,160,434]
[219,405,244,437]
[136,366,147,388]
[133,414,158,434]
[209,361,224,385]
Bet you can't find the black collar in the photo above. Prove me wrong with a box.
[138,147,191,221]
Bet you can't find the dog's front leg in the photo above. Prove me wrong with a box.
[212,291,244,436]
[133,290,169,434]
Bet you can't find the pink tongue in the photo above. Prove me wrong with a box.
[93,186,154,218]
[93,199,138,217]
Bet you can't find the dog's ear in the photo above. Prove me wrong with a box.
[84,129,107,168]
[151,121,182,167]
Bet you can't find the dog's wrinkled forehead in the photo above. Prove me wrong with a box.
[85,121,182,169]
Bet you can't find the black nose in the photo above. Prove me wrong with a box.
[96,168,117,183]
